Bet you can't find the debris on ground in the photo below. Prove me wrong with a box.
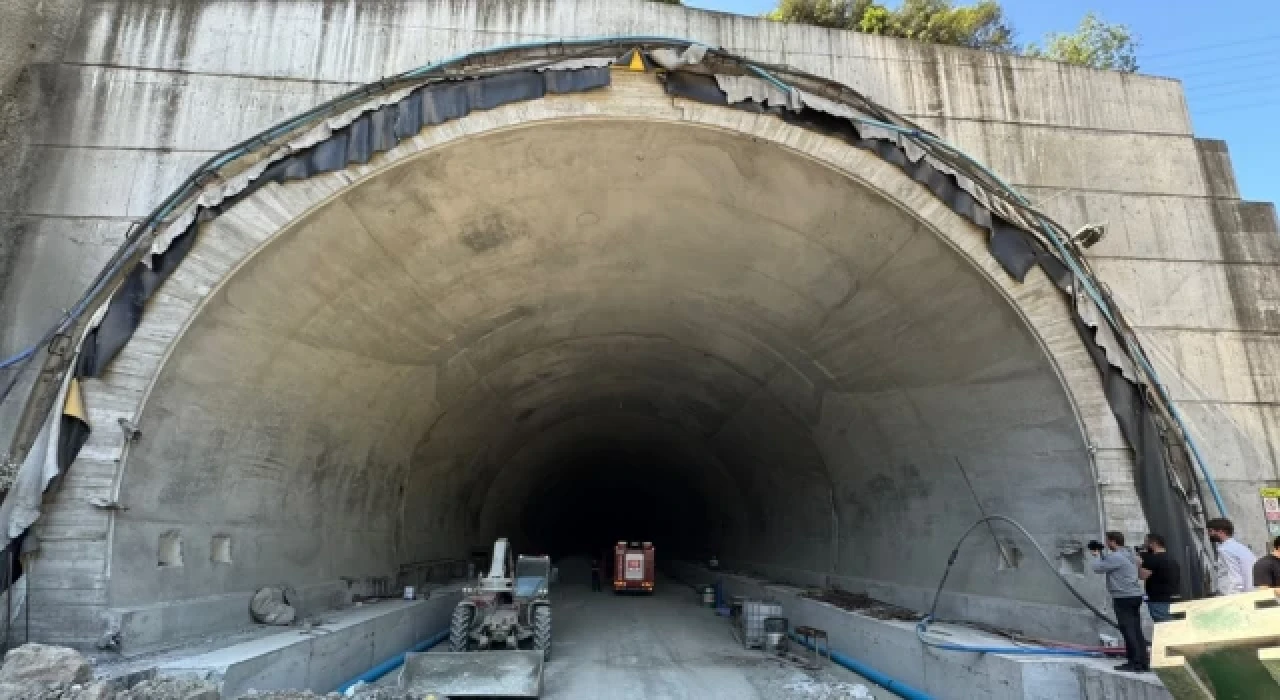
[0,644,224,700]
[122,677,220,699]
[0,643,115,700]
[249,586,297,626]
[237,688,417,699]
[751,667,877,700]
[0,644,93,685]
[781,674,873,699]
[803,589,922,622]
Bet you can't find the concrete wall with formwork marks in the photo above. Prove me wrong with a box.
[0,0,1275,655]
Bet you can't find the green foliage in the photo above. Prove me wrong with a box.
[765,1,1138,71]
[765,0,872,29]
[766,0,1014,52]
[1025,13,1138,72]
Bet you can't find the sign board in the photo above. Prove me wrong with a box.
[1263,487,1280,537]
[625,554,644,580]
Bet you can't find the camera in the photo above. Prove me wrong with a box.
[1086,540,1106,552]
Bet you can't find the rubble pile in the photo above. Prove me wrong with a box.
[0,645,219,700]
[0,644,428,700]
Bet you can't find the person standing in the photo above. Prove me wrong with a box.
[1254,536,1280,589]
[1091,531,1149,672]
[1207,518,1257,594]
[1139,534,1180,623]
[590,557,602,592]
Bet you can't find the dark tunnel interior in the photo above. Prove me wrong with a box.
[518,448,717,561]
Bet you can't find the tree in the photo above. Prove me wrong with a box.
[766,2,1138,71]
[767,0,1015,53]
[765,0,873,29]
[1025,13,1138,72]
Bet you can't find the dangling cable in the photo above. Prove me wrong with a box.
[917,514,1118,656]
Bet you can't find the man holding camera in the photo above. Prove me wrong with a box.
[1090,532,1148,672]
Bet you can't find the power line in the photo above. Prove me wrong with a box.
[1145,46,1280,70]
[1187,80,1280,101]
[1141,33,1280,59]
[1187,90,1280,110]
[1184,73,1280,93]
[1165,56,1280,81]
[1194,99,1280,116]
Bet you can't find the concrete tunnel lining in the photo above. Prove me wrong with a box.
[84,77,1121,645]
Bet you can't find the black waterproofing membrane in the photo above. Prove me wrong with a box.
[77,67,612,379]
[69,54,1204,599]
[666,71,1205,597]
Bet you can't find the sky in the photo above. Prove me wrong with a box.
[685,0,1280,208]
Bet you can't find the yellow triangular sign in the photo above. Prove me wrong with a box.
[628,50,646,72]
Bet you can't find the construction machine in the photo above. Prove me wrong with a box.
[399,538,551,698]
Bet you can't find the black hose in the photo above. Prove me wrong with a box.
[928,515,1118,629]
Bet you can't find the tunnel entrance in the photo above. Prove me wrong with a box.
[101,104,1106,641]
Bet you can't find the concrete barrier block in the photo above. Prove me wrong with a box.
[219,645,310,696]
[305,623,375,692]
[371,605,417,664]
[691,564,1170,700]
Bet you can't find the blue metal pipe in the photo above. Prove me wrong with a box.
[335,628,449,693]
[789,633,935,700]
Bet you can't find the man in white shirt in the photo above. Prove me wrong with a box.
[1208,517,1257,594]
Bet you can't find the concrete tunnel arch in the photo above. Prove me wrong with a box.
[82,71,1121,642]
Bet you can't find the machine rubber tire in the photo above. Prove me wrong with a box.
[450,604,474,652]
[532,605,552,661]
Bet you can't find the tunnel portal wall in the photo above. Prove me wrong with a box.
[0,0,1275,649]
[90,75,1111,646]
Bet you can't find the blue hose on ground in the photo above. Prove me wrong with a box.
[789,633,935,700]
[334,628,449,693]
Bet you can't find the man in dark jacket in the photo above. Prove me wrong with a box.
[1140,534,1180,623]
[1254,536,1280,589]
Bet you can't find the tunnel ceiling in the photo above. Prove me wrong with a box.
[111,118,1100,612]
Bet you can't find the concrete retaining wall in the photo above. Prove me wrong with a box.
[106,579,357,656]
[156,589,460,697]
[672,562,1169,700]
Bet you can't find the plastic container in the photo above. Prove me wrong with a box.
[740,600,784,649]
[702,586,715,606]
[403,586,415,600]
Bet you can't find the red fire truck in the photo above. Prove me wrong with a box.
[613,541,655,593]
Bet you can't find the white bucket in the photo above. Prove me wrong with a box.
[404,586,416,600]
[766,631,786,651]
